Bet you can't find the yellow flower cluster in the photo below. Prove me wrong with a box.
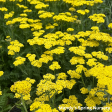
[108,23,112,29]
[80,87,89,94]
[39,11,54,19]
[4,11,14,19]
[75,30,91,38]
[70,56,85,65]
[26,52,53,67]
[59,95,82,112]
[75,65,87,74]
[75,26,112,47]
[35,2,49,9]
[7,40,24,55]
[69,46,86,56]
[81,40,99,47]
[50,47,65,55]
[0,7,8,11]
[19,21,30,29]
[49,61,61,71]
[66,28,74,32]
[89,26,112,42]
[57,72,67,80]
[23,9,32,13]
[26,53,36,62]
[20,13,27,17]
[67,70,81,79]
[27,31,75,49]
[13,56,26,66]
[63,0,103,7]
[69,7,75,12]
[43,73,55,80]
[77,9,89,15]
[88,63,112,95]
[96,92,106,101]
[91,26,100,31]
[0,71,4,77]
[0,91,2,95]
[105,47,112,53]
[10,77,35,100]
[30,101,59,112]
[89,13,106,23]
[0,71,4,95]
[86,58,97,67]
[10,0,23,2]
[92,51,108,60]
[46,23,55,29]
[53,12,77,22]
[26,53,42,68]
[36,79,56,97]
[0,0,6,2]
[84,94,101,107]
[39,54,53,64]
[16,3,28,9]
[36,73,76,99]
[102,103,112,112]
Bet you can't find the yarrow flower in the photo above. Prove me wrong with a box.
[59,95,82,111]
[108,23,112,29]
[49,61,61,71]
[80,87,89,94]
[7,40,24,55]
[89,13,106,23]
[0,71,4,77]
[67,28,74,32]
[0,71,4,95]
[10,77,35,100]
[13,56,26,66]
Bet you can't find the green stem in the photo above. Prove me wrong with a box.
[8,100,21,112]
[61,21,62,31]
[32,45,39,59]
[81,73,86,87]
[21,96,28,112]
[108,93,110,103]
[19,66,28,76]
[93,77,94,87]
[52,94,55,108]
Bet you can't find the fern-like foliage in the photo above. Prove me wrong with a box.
[0,89,14,112]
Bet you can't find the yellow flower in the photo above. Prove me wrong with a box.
[69,7,76,12]
[10,78,35,100]
[14,93,21,98]
[77,9,89,15]
[0,71,4,77]
[108,23,112,29]
[89,13,106,23]
[23,94,31,100]
[80,87,89,94]
[13,56,26,66]
[67,28,74,32]
[25,77,35,84]
[57,73,67,80]
[49,61,61,71]
[67,70,81,79]
[70,56,85,65]
[7,40,24,55]
[4,11,14,19]
[0,91,2,95]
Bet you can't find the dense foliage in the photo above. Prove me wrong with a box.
[0,0,112,112]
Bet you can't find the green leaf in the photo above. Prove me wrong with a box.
[87,84,92,91]
[56,94,63,102]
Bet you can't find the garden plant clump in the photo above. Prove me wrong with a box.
[0,0,112,112]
